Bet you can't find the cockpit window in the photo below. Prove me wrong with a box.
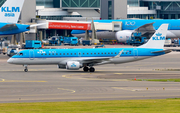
[19,53,23,56]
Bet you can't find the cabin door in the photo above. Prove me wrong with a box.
[29,50,34,60]
[133,48,138,59]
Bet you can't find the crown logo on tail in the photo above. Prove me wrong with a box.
[156,33,162,36]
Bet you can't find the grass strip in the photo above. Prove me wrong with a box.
[0,99,180,113]
[136,79,180,82]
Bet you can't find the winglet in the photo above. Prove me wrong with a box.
[138,24,169,49]
[0,0,25,23]
[114,50,123,58]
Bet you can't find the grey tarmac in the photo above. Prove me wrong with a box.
[0,51,180,103]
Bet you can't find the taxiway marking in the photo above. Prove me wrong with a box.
[57,88,75,93]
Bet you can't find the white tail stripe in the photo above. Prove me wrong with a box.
[138,24,169,49]
[0,0,25,23]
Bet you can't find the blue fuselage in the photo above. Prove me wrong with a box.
[9,48,165,65]
[71,19,180,35]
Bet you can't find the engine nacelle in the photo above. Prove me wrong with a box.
[58,64,66,69]
[115,30,133,43]
[66,61,82,70]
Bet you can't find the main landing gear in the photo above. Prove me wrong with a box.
[83,66,95,72]
[24,65,28,72]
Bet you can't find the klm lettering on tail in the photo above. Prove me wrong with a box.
[1,7,20,17]
[152,33,165,40]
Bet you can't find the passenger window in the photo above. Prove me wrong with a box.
[71,53,73,55]
[63,53,65,55]
[105,53,106,54]
[87,53,89,55]
[91,53,92,55]
[49,53,50,55]
[56,53,58,55]
[52,53,54,55]
[108,53,110,54]
[98,53,100,54]
[94,53,96,54]
[41,53,43,55]
[45,53,47,55]
[74,53,76,55]
[67,53,69,55]
[122,52,124,54]
[111,52,113,54]
[115,52,117,54]
[83,53,85,55]
[60,53,61,55]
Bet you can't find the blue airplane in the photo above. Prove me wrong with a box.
[71,19,180,43]
[0,0,43,36]
[7,24,171,72]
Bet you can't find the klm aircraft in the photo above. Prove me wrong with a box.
[0,0,42,36]
[7,24,171,72]
[71,19,180,43]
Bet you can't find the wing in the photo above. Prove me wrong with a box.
[134,22,155,38]
[0,24,19,32]
[59,50,124,65]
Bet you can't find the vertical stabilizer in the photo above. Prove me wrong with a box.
[138,24,169,49]
[0,0,25,23]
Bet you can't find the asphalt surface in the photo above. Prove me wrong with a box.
[0,51,180,103]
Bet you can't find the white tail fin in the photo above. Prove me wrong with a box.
[0,0,25,23]
[138,24,169,49]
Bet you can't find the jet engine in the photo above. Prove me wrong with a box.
[66,61,82,70]
[115,30,133,43]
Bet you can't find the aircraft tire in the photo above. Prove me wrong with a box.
[24,69,28,72]
[89,67,95,72]
[83,67,89,72]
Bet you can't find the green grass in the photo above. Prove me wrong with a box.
[0,99,180,113]
[136,79,180,82]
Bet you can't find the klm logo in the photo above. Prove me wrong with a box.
[71,63,76,68]
[1,7,20,17]
[152,33,165,40]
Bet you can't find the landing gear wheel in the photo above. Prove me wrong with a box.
[24,69,28,72]
[83,67,89,72]
[24,65,28,72]
[89,67,95,72]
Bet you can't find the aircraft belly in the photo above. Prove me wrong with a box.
[72,31,116,40]
[14,58,62,65]
[111,56,150,64]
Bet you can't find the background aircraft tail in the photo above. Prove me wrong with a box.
[138,24,169,49]
[0,0,25,23]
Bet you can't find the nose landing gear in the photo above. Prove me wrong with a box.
[24,65,28,72]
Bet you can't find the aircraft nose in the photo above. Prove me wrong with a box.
[7,58,13,64]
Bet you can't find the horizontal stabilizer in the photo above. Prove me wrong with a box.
[151,49,172,54]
